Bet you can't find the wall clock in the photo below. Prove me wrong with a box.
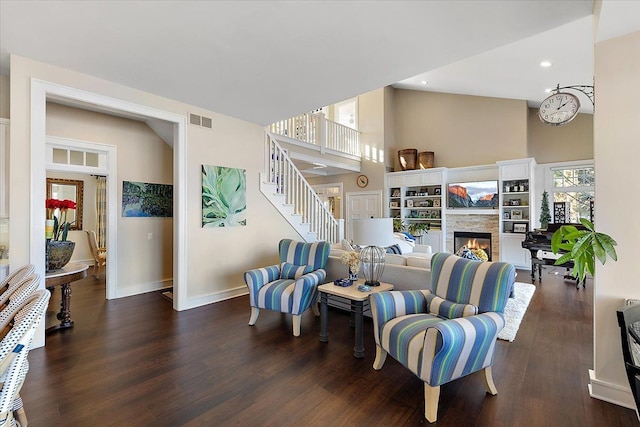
[356,174,369,188]
[538,91,580,126]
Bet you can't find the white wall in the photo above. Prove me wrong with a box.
[9,55,300,309]
[591,30,640,408]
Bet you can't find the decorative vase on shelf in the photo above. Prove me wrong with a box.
[46,240,75,272]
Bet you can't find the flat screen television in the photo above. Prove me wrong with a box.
[447,180,499,208]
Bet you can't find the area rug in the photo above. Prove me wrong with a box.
[498,282,536,342]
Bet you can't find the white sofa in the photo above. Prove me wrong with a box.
[326,236,433,292]
[324,239,433,315]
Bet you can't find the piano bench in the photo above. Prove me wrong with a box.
[531,257,585,289]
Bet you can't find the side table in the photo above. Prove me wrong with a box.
[45,262,88,333]
[318,280,393,358]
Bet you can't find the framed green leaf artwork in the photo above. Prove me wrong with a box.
[202,165,247,227]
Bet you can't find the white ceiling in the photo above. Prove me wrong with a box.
[1,1,638,127]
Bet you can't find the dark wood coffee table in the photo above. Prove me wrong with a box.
[318,280,393,358]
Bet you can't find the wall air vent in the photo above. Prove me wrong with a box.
[201,116,213,129]
[189,113,201,126]
[189,113,213,129]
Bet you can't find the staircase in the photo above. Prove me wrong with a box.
[261,132,344,243]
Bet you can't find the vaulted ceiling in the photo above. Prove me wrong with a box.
[1,2,638,126]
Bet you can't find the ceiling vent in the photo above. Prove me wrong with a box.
[189,113,213,129]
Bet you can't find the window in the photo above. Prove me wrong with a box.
[552,166,594,223]
[334,98,357,130]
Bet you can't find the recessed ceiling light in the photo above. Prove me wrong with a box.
[312,162,327,168]
[420,80,428,85]
[540,61,552,68]
[544,88,553,93]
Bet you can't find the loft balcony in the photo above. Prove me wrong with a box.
[268,112,361,177]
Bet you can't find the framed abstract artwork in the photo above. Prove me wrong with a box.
[202,165,247,227]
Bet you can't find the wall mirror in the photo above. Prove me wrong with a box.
[46,178,84,230]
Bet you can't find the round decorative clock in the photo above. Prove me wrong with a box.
[538,91,580,126]
[356,174,369,188]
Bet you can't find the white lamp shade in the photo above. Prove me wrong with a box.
[352,218,394,247]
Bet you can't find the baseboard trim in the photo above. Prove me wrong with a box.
[184,286,248,310]
[116,278,173,298]
[588,369,636,410]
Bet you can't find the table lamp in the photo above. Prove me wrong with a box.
[351,218,394,286]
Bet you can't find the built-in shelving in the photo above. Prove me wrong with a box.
[498,158,536,269]
[386,168,446,252]
[386,160,537,266]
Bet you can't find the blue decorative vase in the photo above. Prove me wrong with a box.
[348,268,358,283]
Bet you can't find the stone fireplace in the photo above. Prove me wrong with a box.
[454,231,493,261]
[446,213,500,261]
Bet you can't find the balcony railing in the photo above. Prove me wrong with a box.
[268,112,360,158]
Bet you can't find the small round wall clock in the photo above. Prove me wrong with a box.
[356,174,369,188]
[538,91,580,126]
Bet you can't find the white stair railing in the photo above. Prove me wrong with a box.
[323,117,359,157]
[269,113,360,158]
[269,113,318,146]
[265,132,343,243]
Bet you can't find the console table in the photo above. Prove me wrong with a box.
[45,262,88,333]
[318,280,393,358]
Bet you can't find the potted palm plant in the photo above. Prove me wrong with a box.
[550,218,618,282]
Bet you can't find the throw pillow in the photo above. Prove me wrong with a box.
[280,262,313,280]
[426,294,478,319]
[385,244,402,254]
[341,239,354,251]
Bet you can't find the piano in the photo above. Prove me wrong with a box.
[521,223,586,288]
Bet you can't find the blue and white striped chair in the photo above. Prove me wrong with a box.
[244,239,330,336]
[370,252,515,423]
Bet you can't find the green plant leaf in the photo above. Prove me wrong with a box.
[570,234,590,257]
[550,228,565,252]
[551,219,618,281]
[579,217,595,232]
[573,256,586,281]
[594,233,618,263]
[554,252,574,266]
[556,242,574,252]
[592,234,607,265]
[564,230,588,241]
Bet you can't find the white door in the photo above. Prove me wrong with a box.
[345,191,382,240]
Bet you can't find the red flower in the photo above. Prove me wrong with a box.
[45,198,77,241]
[45,199,62,210]
[60,199,77,210]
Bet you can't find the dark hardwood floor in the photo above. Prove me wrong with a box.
[22,266,638,426]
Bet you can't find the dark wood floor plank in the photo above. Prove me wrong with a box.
[20,268,638,426]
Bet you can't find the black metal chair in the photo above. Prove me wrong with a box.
[616,302,640,420]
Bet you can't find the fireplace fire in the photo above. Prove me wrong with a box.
[454,232,492,261]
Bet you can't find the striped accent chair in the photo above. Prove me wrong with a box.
[370,252,516,423]
[243,239,330,336]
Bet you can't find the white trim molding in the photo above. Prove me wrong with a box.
[30,79,189,314]
[589,369,636,410]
